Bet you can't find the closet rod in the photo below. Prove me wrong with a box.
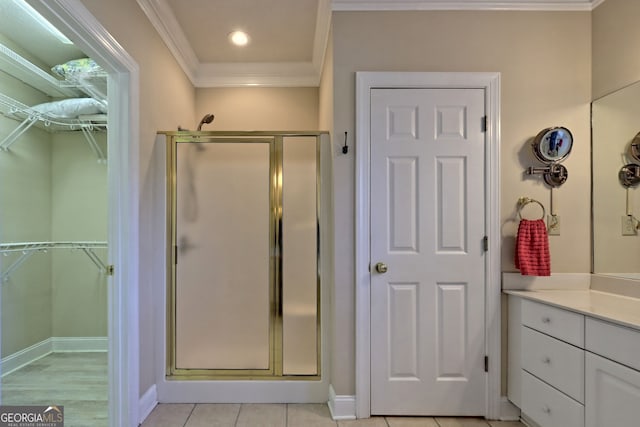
[0,241,107,283]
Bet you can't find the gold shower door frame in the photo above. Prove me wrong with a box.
[164,131,323,380]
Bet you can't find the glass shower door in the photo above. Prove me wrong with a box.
[166,132,322,379]
[174,140,274,373]
[282,136,318,375]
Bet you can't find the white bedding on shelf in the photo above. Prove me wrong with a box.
[30,98,107,119]
[51,58,107,101]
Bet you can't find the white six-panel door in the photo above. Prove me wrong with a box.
[370,88,486,415]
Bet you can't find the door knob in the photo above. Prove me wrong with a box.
[375,262,388,274]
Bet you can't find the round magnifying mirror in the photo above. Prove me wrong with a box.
[532,126,573,164]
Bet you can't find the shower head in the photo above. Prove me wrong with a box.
[197,113,215,131]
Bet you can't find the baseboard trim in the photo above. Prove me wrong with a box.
[51,336,108,352]
[139,384,158,424]
[521,413,536,427]
[328,384,356,420]
[499,396,521,421]
[1,336,107,377]
[1,338,51,377]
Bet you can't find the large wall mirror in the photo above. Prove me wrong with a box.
[592,80,640,279]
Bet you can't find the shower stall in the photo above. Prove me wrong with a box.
[161,131,329,388]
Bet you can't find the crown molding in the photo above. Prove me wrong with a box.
[137,0,330,87]
[136,0,198,81]
[332,0,599,11]
[138,0,598,87]
[194,61,319,87]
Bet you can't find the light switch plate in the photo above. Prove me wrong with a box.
[622,215,638,236]
[547,215,560,235]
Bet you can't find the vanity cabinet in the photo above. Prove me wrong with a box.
[508,295,640,427]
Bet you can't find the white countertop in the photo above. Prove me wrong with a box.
[504,289,640,331]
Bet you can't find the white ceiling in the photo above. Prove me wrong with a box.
[1,0,604,89]
[137,0,331,87]
[137,0,603,88]
[167,0,319,64]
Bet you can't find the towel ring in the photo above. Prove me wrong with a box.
[517,197,546,220]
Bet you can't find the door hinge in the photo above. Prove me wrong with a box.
[484,356,489,372]
[174,245,178,264]
[483,236,489,252]
[106,265,115,276]
[481,116,487,132]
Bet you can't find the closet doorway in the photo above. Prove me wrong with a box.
[0,1,138,426]
[0,2,108,425]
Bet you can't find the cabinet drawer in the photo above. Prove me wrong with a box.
[522,299,584,347]
[585,317,640,372]
[522,326,584,403]
[522,370,584,427]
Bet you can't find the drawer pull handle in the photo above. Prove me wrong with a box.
[542,357,551,364]
[543,406,551,414]
[541,316,551,323]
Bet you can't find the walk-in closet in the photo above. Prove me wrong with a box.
[0,1,108,425]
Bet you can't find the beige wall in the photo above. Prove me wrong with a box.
[51,133,108,338]
[331,10,592,394]
[0,73,52,357]
[592,0,640,99]
[195,87,319,130]
[78,0,196,396]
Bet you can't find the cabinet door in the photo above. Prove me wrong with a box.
[586,352,640,427]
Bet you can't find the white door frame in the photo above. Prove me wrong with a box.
[29,1,140,426]
[355,72,501,419]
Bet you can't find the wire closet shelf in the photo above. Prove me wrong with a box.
[0,93,107,163]
[0,241,108,283]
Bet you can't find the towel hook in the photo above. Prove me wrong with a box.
[517,197,546,220]
[342,131,349,154]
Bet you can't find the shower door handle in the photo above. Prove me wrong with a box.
[375,262,388,274]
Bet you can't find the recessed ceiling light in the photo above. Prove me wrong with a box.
[229,31,249,47]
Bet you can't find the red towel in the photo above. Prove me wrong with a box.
[515,219,550,276]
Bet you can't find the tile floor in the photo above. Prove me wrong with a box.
[141,403,526,427]
[2,353,526,427]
